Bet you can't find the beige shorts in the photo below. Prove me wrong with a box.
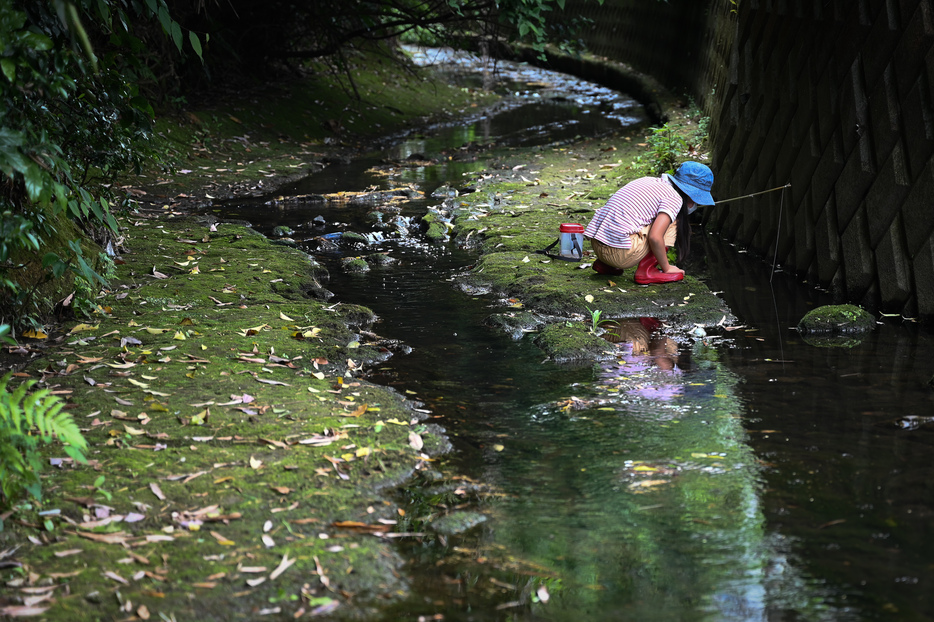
[588,222,677,269]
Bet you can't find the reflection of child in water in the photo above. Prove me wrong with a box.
[598,318,686,402]
[602,318,681,372]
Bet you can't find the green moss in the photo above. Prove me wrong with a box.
[797,304,875,335]
[533,322,616,363]
[0,215,446,620]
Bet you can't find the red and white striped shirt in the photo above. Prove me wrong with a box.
[584,175,682,248]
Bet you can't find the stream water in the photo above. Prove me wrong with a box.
[210,50,934,621]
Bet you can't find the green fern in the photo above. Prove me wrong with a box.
[0,373,88,508]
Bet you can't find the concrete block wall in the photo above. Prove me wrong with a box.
[565,0,934,319]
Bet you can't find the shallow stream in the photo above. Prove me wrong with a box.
[210,51,934,621]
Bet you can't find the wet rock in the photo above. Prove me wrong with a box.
[797,304,875,347]
[341,257,370,273]
[271,225,294,237]
[797,304,875,334]
[342,231,369,244]
[485,311,546,340]
[431,184,459,199]
[312,215,327,226]
[533,322,617,363]
[368,252,397,266]
[311,236,340,252]
[365,210,386,226]
[430,511,487,536]
[425,221,448,241]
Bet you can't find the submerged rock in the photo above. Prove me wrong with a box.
[430,511,487,535]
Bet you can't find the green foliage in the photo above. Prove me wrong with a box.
[0,372,88,509]
[0,0,202,331]
[586,306,603,334]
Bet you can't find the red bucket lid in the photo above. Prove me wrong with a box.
[560,223,585,233]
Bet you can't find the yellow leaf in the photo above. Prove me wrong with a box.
[127,378,150,388]
[633,465,657,472]
[143,327,170,334]
[249,456,262,469]
[584,294,594,303]
[191,409,209,425]
[311,371,325,381]
[173,331,187,341]
[127,320,141,327]
[238,323,269,336]
[279,312,294,321]
[355,447,371,458]
[385,418,409,425]
[70,323,99,334]
[23,329,47,339]
[189,265,200,274]
[341,452,355,462]
[492,444,505,452]
[124,425,145,436]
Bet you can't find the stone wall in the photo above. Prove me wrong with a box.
[565,0,934,320]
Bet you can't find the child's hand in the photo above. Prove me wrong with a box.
[662,264,685,275]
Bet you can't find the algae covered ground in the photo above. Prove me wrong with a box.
[1,44,735,620]
[1,214,457,620]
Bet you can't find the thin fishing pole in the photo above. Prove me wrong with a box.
[716,183,791,205]
[770,184,785,282]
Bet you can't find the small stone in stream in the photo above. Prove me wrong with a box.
[340,257,370,273]
[430,511,487,535]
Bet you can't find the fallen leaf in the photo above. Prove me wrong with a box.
[250,456,263,469]
[343,403,367,417]
[104,570,129,585]
[150,482,166,501]
[269,554,295,580]
[408,432,423,451]
[70,323,99,334]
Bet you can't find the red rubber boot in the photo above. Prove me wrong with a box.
[634,253,684,284]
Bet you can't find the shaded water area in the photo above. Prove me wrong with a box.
[209,52,934,620]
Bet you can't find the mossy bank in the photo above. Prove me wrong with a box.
[0,214,459,620]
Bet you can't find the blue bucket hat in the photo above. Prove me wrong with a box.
[669,161,715,208]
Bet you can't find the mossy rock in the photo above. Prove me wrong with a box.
[797,304,875,335]
[533,322,616,363]
[341,231,369,244]
[341,256,370,273]
[424,221,448,241]
[484,310,546,340]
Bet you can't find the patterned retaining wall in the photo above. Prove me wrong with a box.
[565,0,934,320]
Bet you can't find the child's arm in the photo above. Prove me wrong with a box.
[647,213,684,274]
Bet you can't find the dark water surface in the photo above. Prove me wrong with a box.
[211,51,934,621]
